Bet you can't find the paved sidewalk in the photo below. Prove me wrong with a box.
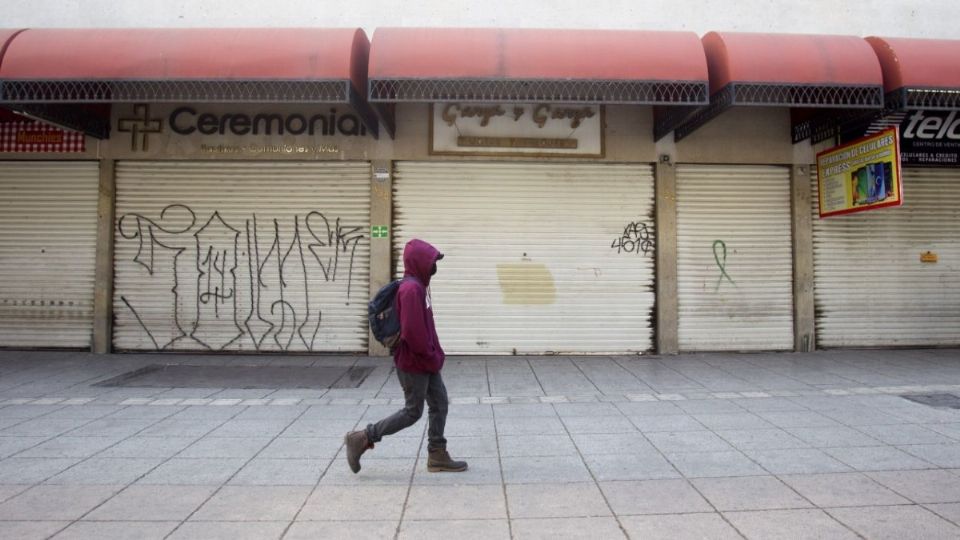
[1,349,960,538]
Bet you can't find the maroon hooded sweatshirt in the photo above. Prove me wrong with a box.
[394,239,445,373]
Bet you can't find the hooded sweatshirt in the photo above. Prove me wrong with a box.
[394,239,445,373]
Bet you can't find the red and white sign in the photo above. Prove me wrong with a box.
[0,121,85,153]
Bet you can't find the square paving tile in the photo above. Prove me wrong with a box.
[715,428,809,451]
[507,482,611,518]
[857,424,955,446]
[46,457,163,485]
[615,401,684,416]
[724,508,859,539]
[0,457,82,484]
[570,432,654,455]
[554,402,623,417]
[867,469,960,503]
[647,431,735,453]
[299,485,407,521]
[191,486,310,521]
[899,444,960,468]
[675,400,746,415]
[52,520,179,540]
[443,417,497,437]
[98,436,198,458]
[693,413,774,430]
[17,437,120,459]
[492,404,558,418]
[441,436,499,458]
[560,415,638,434]
[756,411,841,428]
[496,416,567,436]
[584,453,681,481]
[320,458,414,486]
[692,476,811,511]
[287,520,398,539]
[167,521,288,540]
[398,519,510,540]
[137,458,247,485]
[501,455,591,484]
[628,415,705,432]
[178,436,273,459]
[925,502,960,524]
[825,446,935,471]
[412,457,502,485]
[258,437,343,459]
[86,485,217,521]
[405,484,507,520]
[0,436,46,458]
[744,449,852,475]
[600,479,712,515]
[779,473,910,507]
[498,434,577,457]
[620,513,741,540]
[785,426,882,448]
[229,458,326,486]
[0,521,70,540]
[666,451,767,478]
[0,485,120,520]
[827,505,960,539]
[139,418,226,437]
[511,516,626,540]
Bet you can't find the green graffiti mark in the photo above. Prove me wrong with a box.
[713,240,736,291]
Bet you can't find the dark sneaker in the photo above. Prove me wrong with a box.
[344,430,373,473]
[427,448,468,472]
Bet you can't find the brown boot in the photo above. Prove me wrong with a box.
[427,447,468,472]
[344,430,374,473]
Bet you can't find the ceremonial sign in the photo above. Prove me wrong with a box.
[816,127,902,218]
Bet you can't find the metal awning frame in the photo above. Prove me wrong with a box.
[658,82,884,142]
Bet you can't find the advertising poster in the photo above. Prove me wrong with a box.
[816,127,902,218]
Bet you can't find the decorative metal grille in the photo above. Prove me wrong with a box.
[673,82,884,142]
[674,85,736,141]
[901,87,960,110]
[653,105,699,142]
[368,79,709,105]
[732,83,883,108]
[0,80,351,103]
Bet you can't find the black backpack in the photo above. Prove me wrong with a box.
[368,278,407,349]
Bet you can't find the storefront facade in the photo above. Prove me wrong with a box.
[0,27,956,355]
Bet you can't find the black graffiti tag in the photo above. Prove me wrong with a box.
[118,204,365,352]
[611,222,654,255]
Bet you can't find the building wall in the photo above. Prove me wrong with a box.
[2,0,956,40]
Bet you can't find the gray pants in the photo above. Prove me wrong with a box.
[365,369,448,451]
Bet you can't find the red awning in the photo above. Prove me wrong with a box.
[866,36,960,109]
[0,27,382,137]
[368,28,709,104]
[701,32,883,108]
[0,28,370,102]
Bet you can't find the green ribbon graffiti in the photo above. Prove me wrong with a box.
[713,240,736,291]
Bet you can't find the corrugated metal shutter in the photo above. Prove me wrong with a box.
[812,168,960,347]
[114,161,370,352]
[676,165,794,351]
[393,161,655,355]
[0,161,99,348]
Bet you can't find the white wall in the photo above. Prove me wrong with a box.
[3,0,957,39]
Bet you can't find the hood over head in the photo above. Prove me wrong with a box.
[403,239,443,286]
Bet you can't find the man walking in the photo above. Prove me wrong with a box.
[345,239,467,473]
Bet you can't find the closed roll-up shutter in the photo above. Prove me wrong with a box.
[676,165,794,351]
[114,161,370,352]
[0,161,99,348]
[393,161,655,355]
[812,168,960,347]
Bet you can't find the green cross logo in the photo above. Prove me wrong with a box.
[371,225,389,238]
